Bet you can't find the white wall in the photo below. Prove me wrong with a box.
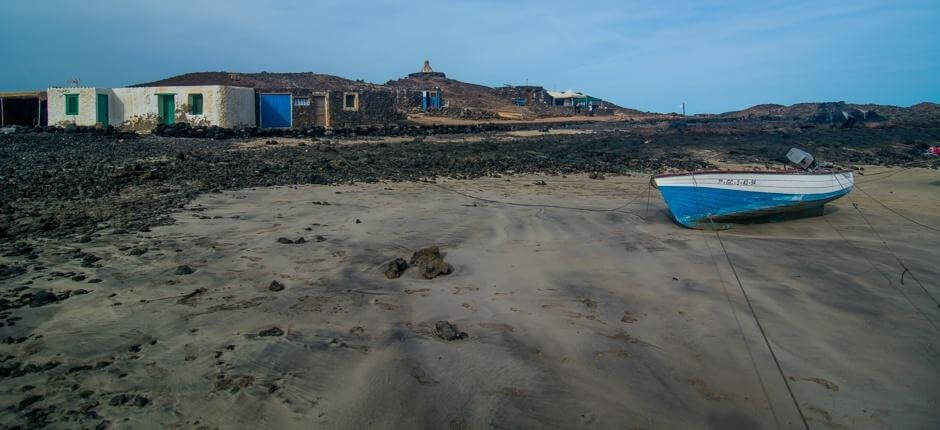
[219,86,255,127]
[48,85,256,130]
[47,87,99,126]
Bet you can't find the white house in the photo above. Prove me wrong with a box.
[47,85,255,130]
[546,90,586,107]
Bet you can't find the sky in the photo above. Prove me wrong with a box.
[1,0,937,114]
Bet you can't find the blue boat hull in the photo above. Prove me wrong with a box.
[657,186,853,229]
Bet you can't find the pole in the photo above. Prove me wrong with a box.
[1,98,5,127]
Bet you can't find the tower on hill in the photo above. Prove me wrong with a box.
[409,59,446,78]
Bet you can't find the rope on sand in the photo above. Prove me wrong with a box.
[834,175,939,309]
[709,223,811,430]
[431,177,651,215]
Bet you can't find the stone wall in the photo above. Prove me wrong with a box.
[327,89,405,128]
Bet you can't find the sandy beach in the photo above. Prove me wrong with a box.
[2,168,938,429]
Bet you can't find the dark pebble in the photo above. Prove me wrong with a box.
[175,265,195,275]
[258,327,284,337]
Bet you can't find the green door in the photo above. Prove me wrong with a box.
[158,94,175,125]
[96,94,109,127]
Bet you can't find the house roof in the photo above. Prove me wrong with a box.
[0,91,46,100]
[131,72,384,91]
[547,90,585,99]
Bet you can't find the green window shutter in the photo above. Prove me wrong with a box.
[189,94,203,115]
[65,94,79,115]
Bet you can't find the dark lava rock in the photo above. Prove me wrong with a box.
[18,394,43,410]
[87,278,102,283]
[276,237,294,244]
[131,395,150,407]
[384,258,408,279]
[410,247,453,279]
[433,321,468,341]
[355,219,362,224]
[314,235,327,242]
[174,265,195,275]
[534,180,547,186]
[294,237,306,244]
[129,344,142,353]
[79,390,95,398]
[589,172,606,180]
[78,399,99,412]
[128,247,148,256]
[81,253,102,266]
[0,264,27,280]
[268,280,285,292]
[73,289,90,295]
[29,290,59,307]
[258,327,284,337]
[71,274,86,282]
[109,394,129,406]
[76,235,92,243]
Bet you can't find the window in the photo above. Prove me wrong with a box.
[65,94,79,115]
[188,94,203,115]
[343,92,359,111]
[294,97,310,106]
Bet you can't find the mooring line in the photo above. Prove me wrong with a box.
[852,183,940,234]
[834,175,940,309]
[431,178,650,215]
[701,230,783,430]
[714,230,811,430]
[820,213,939,332]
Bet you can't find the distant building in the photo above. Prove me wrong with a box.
[546,90,586,107]
[408,60,447,79]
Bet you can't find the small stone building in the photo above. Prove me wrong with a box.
[46,86,255,130]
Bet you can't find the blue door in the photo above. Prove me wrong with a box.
[259,94,291,128]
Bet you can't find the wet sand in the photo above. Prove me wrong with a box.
[2,170,938,428]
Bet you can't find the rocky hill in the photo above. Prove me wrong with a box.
[716,101,940,124]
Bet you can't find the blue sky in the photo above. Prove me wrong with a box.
[1,0,937,113]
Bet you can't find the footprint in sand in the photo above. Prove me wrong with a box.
[788,376,840,391]
[621,311,638,323]
[479,322,515,332]
[593,350,631,360]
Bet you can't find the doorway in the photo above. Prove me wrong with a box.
[312,95,327,126]
[96,94,109,127]
[158,94,175,125]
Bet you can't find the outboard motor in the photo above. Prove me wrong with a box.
[787,148,815,170]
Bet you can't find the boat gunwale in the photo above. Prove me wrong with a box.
[652,168,852,179]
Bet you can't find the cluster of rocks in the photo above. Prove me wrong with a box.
[0,123,138,139]
[2,121,938,245]
[150,121,584,140]
[385,247,453,280]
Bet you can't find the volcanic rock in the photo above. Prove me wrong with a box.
[433,321,468,341]
[410,247,452,279]
[384,258,408,279]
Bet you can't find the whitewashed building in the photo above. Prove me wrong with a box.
[46,85,255,130]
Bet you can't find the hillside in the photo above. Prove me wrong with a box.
[716,101,940,124]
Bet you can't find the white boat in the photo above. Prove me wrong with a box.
[652,169,854,229]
